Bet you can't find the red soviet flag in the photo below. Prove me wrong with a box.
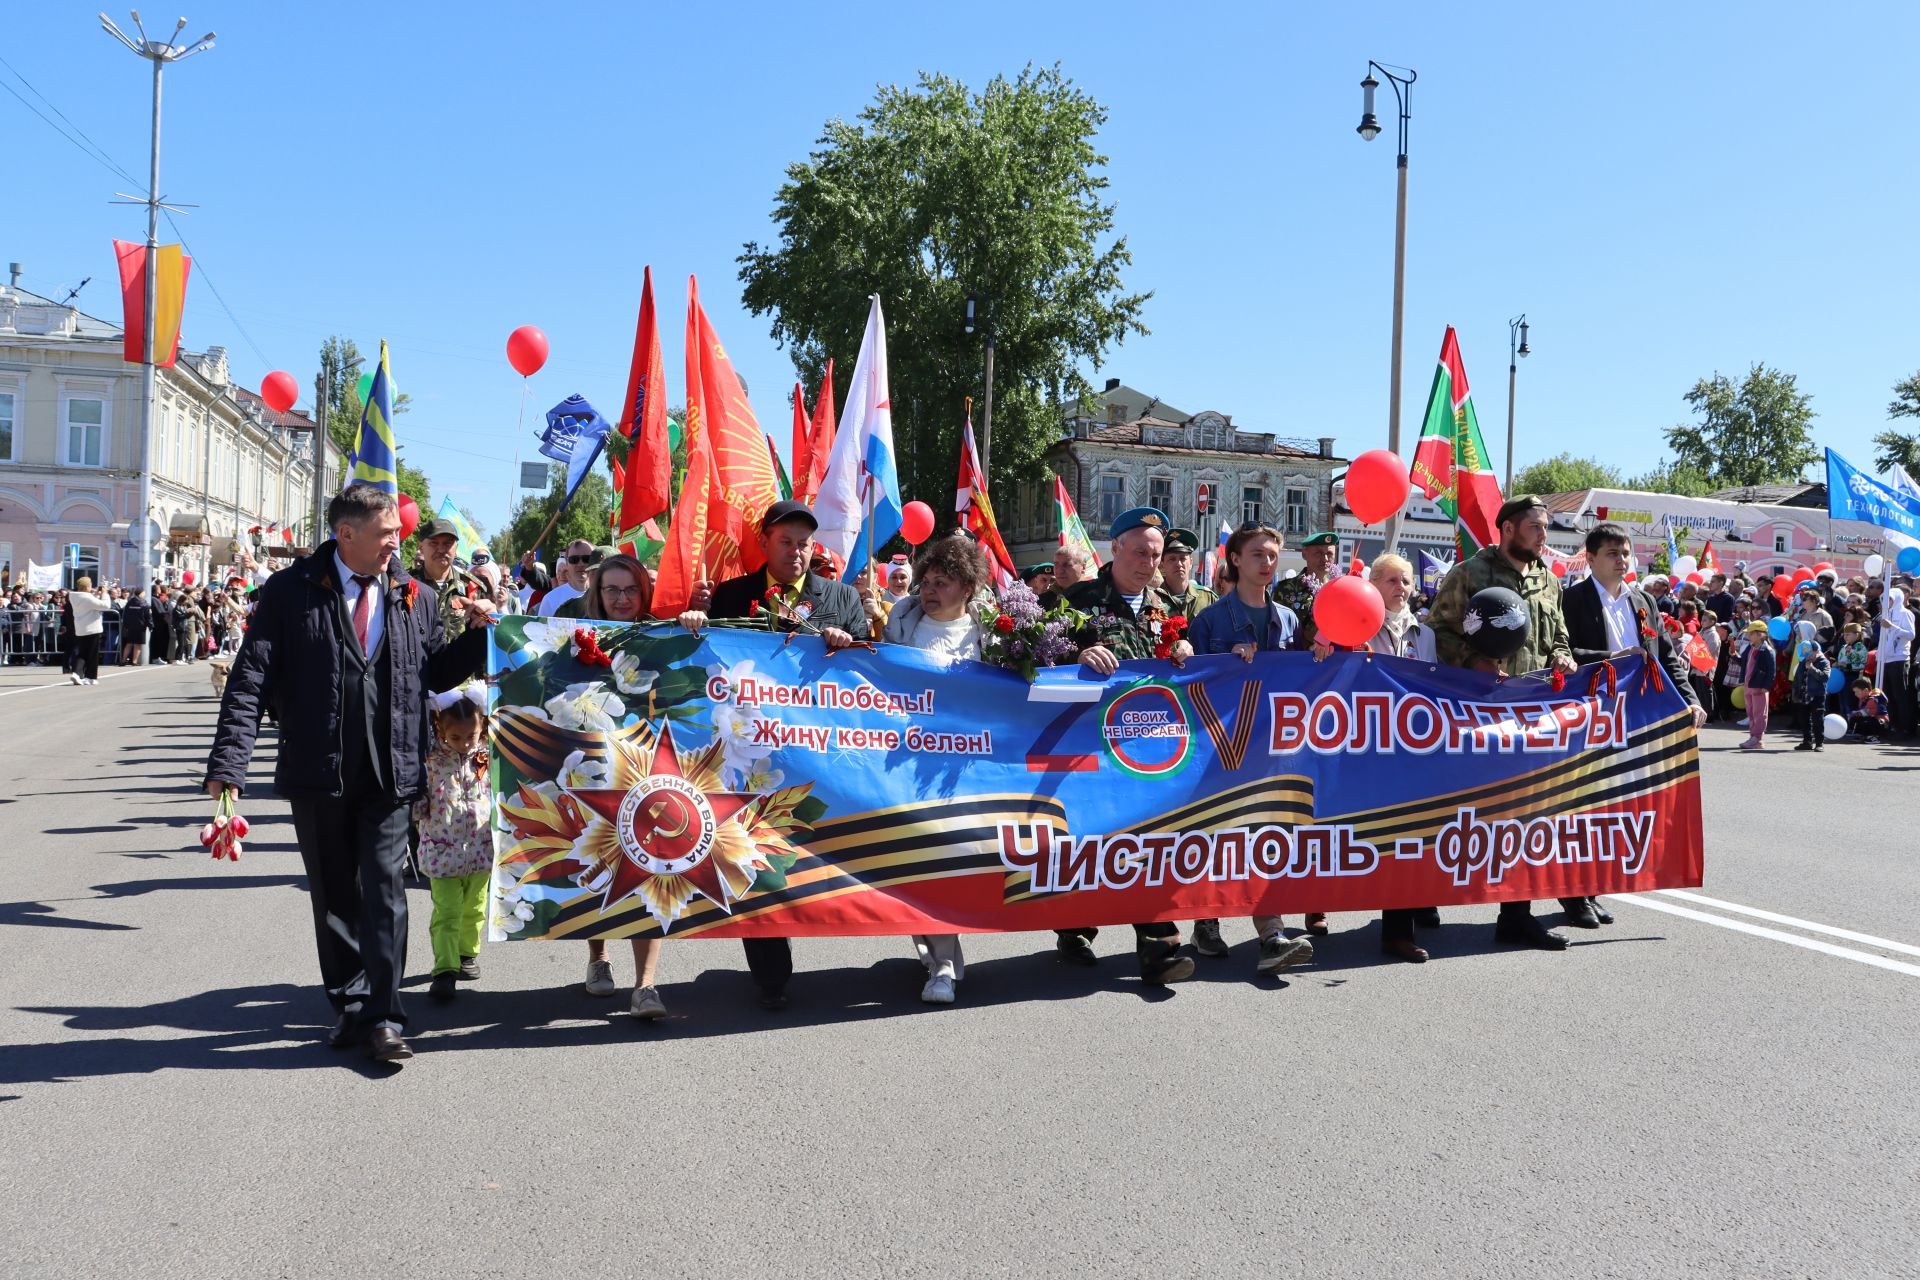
[800,359,835,505]
[614,266,671,544]
[790,382,812,502]
[652,282,723,616]
[688,277,780,575]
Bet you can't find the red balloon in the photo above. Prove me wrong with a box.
[260,370,298,414]
[1550,560,1568,577]
[1624,571,1638,583]
[1343,449,1410,526]
[1811,561,1835,576]
[506,325,549,377]
[397,494,421,540]
[182,570,196,586]
[1313,574,1386,648]
[1772,575,1794,599]
[1790,566,1814,584]
[1685,571,1704,585]
[898,500,935,545]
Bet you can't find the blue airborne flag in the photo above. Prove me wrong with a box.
[1827,447,1920,540]
[348,340,399,493]
[543,394,614,505]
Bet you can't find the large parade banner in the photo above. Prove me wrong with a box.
[485,618,1703,942]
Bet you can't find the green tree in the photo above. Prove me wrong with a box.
[1662,364,1818,488]
[1510,453,1622,495]
[1873,430,1920,477]
[1622,458,1716,497]
[492,466,613,566]
[1889,370,1920,421]
[317,336,431,557]
[738,65,1149,509]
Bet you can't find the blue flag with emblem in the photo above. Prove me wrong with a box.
[1827,447,1920,540]
[348,340,399,492]
[544,394,614,506]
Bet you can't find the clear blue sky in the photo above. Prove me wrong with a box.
[6,2,1915,538]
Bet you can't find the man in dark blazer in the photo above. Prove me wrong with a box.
[677,499,866,1009]
[205,484,493,1064]
[1561,521,1704,929]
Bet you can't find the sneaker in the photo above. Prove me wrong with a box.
[429,971,457,1002]
[920,974,956,1005]
[457,955,480,981]
[1256,934,1315,974]
[1192,919,1229,957]
[629,985,667,1020]
[1794,742,1813,751]
[66,673,80,685]
[1739,741,1763,751]
[1139,939,1194,985]
[1055,933,1099,966]
[583,959,617,997]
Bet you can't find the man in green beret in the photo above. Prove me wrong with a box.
[411,517,487,644]
[1160,527,1216,620]
[1058,505,1196,985]
[1271,530,1339,651]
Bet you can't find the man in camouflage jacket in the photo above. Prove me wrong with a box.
[410,517,485,645]
[1271,530,1340,650]
[1158,527,1217,621]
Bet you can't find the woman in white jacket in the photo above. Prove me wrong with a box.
[1878,586,1915,737]
[66,577,110,685]
[880,533,989,1005]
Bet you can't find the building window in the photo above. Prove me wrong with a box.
[1149,476,1173,515]
[64,397,105,467]
[1773,532,1790,554]
[1195,482,1218,527]
[0,391,15,463]
[68,544,101,589]
[1241,485,1263,527]
[1097,474,1127,525]
[1285,486,1309,535]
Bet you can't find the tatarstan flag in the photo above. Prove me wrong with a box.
[1409,326,1503,558]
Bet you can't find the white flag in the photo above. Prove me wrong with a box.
[26,560,61,590]
[812,296,901,576]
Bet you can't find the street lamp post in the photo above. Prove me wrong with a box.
[311,350,361,547]
[100,13,214,592]
[1354,61,1416,555]
[1505,315,1529,491]
[964,294,995,486]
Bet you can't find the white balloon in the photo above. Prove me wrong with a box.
[1824,713,1847,740]
[1864,553,1885,577]
[1672,555,1697,578]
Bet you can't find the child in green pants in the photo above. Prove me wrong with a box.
[416,683,493,1001]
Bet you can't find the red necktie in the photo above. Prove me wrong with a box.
[351,575,376,655]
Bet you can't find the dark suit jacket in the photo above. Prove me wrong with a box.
[708,568,866,636]
[1563,576,1699,708]
[205,540,486,800]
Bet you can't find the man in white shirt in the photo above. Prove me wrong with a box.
[536,540,597,617]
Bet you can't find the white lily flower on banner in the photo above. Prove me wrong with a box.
[610,653,658,698]
[544,683,625,734]
[518,617,574,658]
[557,750,609,790]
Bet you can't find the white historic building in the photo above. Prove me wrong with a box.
[0,275,344,589]
[1002,379,1348,566]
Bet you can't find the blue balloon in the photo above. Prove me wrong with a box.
[1899,546,1920,574]
[1767,616,1791,643]
[1827,667,1846,695]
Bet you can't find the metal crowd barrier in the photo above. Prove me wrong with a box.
[1,607,124,666]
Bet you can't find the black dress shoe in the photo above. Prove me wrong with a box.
[327,1014,365,1049]
[1590,898,1615,925]
[457,955,481,980]
[1563,899,1602,929]
[1494,915,1572,950]
[1055,933,1099,966]
[366,1026,413,1063]
[1381,938,1429,964]
[1413,907,1442,930]
[757,989,789,1010]
[429,972,457,1002]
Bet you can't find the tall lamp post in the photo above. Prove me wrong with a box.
[963,294,995,485]
[1505,314,1529,491]
[311,349,362,546]
[1354,61,1416,554]
[100,13,214,591]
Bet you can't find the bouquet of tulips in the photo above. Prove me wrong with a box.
[200,789,250,861]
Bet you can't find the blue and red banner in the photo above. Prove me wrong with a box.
[485,619,1703,941]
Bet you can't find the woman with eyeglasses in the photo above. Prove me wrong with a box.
[1185,523,1317,980]
[556,554,671,1020]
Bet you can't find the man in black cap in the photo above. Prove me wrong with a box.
[411,516,486,644]
[1429,494,1579,951]
[1160,528,1216,620]
[1056,505,1197,985]
[1272,530,1339,650]
[678,498,867,1008]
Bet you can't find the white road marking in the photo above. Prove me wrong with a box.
[0,665,176,699]
[1654,889,1920,960]
[1618,894,1920,979]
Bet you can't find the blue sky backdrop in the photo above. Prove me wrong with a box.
[5,1,1915,536]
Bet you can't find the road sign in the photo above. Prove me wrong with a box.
[68,542,81,565]
[519,461,549,490]
[119,540,137,549]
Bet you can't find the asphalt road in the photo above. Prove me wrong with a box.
[2,663,1916,1279]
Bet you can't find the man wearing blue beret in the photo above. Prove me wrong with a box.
[1055,506,1196,984]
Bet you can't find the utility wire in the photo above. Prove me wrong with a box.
[0,51,144,186]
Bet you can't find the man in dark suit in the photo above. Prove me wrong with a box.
[205,484,493,1064]
[677,499,866,1008]
[1561,521,1704,929]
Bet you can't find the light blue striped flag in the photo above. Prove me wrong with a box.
[349,340,399,493]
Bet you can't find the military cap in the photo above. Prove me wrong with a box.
[1021,563,1054,583]
[1108,506,1170,541]
[415,517,459,542]
[1298,530,1339,548]
[1163,527,1201,555]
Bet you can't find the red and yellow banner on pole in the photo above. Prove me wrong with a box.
[112,240,191,367]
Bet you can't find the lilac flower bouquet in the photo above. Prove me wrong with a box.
[977,581,1085,682]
